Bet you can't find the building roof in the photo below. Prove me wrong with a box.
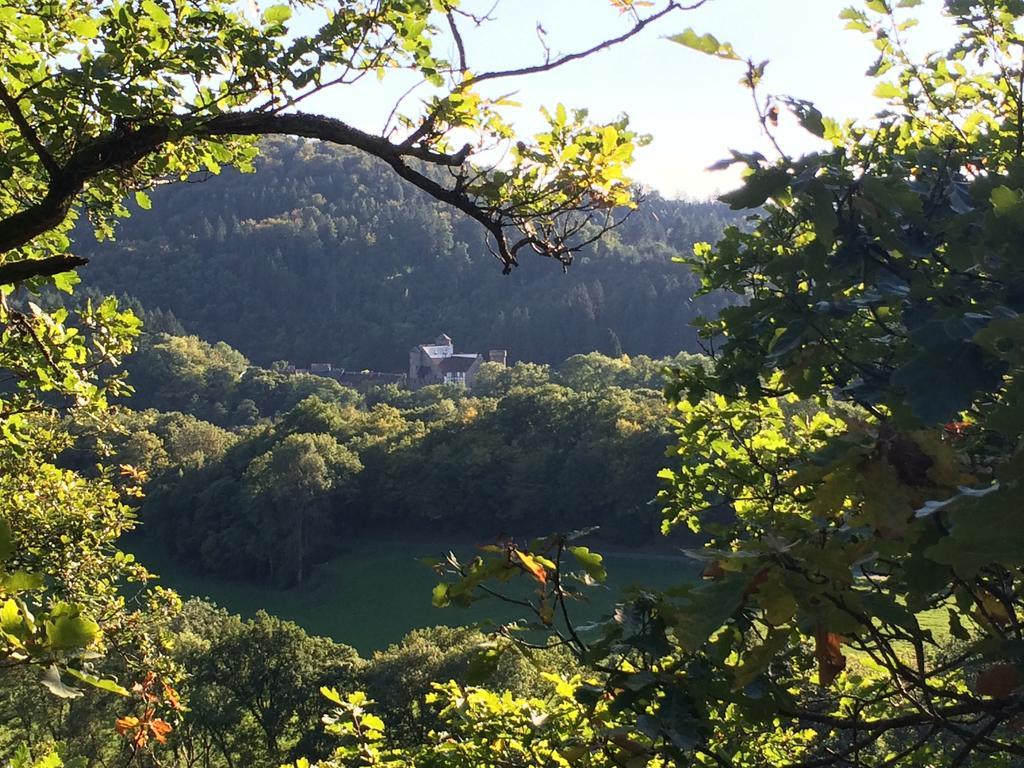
[419,344,453,358]
[439,355,479,373]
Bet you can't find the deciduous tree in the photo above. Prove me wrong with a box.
[430,2,1024,764]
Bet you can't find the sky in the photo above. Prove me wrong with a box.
[294,0,956,200]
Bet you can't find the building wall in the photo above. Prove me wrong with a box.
[409,346,444,388]
[463,357,485,389]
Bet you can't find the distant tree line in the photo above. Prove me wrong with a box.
[76,139,736,370]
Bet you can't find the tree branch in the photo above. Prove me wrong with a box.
[0,79,61,180]
[0,112,481,282]
[0,254,88,286]
[446,11,468,74]
[0,123,170,259]
[783,699,1024,750]
[462,1,702,89]
[0,83,627,283]
[195,111,469,167]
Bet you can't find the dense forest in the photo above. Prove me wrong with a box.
[76,139,736,369]
[80,333,700,587]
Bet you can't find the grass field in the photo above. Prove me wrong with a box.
[136,538,696,654]
[135,538,953,658]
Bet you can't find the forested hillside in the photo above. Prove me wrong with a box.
[77,139,734,369]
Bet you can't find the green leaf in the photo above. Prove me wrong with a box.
[0,599,24,638]
[52,270,80,294]
[64,667,130,696]
[991,185,1019,216]
[141,0,171,28]
[673,577,747,651]
[782,98,826,138]
[948,608,971,641]
[811,185,837,247]
[45,607,100,651]
[925,489,1024,575]
[134,190,152,210]
[67,17,100,38]
[754,575,797,626]
[16,14,45,40]
[767,322,807,359]
[861,592,922,637]
[873,82,902,99]
[733,630,790,689]
[321,685,344,705]
[1,571,43,593]
[568,546,607,583]
[667,29,738,60]
[465,641,507,684]
[431,582,450,608]
[891,340,996,424]
[262,4,293,24]
[719,167,789,210]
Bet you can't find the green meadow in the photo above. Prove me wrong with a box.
[137,538,695,654]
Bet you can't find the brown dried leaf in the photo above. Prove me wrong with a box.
[975,663,1022,699]
[814,626,846,687]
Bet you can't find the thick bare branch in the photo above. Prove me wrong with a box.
[0,112,483,283]
[0,124,170,260]
[0,254,87,286]
[195,112,470,167]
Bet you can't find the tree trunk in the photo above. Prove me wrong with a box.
[296,507,304,587]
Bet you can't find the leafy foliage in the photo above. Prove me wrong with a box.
[309,676,653,768]
[0,285,181,702]
[0,0,725,762]
[415,2,1024,765]
[0,600,578,768]
[17,0,1024,766]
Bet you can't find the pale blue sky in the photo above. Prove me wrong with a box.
[294,0,954,200]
